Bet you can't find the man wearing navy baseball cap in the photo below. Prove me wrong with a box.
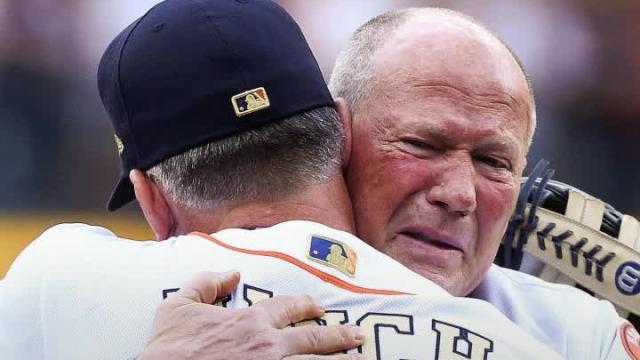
[0,1,566,359]
[99,0,335,214]
[1,1,364,358]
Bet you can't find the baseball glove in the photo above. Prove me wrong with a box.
[497,159,640,325]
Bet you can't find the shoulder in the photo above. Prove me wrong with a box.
[477,264,616,324]
[38,222,120,242]
[21,223,120,250]
[4,223,147,282]
[214,221,450,296]
[33,222,162,254]
[483,264,620,319]
[7,224,114,270]
[474,265,625,359]
[481,264,608,302]
[0,223,118,357]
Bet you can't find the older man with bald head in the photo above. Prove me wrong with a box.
[146,7,639,359]
[328,9,634,358]
[330,8,534,297]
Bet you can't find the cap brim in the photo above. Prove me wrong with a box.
[106,175,135,211]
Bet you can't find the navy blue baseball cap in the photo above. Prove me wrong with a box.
[98,0,333,211]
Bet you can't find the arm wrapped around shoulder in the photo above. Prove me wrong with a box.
[497,160,640,327]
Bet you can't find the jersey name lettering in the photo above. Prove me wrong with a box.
[163,283,495,359]
[432,320,494,360]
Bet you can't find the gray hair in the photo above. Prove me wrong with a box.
[328,7,537,148]
[147,106,343,208]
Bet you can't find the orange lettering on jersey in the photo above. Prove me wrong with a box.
[621,322,640,360]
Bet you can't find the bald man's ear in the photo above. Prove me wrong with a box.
[334,98,352,169]
[130,170,176,240]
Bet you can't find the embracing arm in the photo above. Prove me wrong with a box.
[140,271,365,360]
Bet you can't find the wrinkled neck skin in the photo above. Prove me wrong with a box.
[175,175,356,236]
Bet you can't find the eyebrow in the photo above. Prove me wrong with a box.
[416,125,522,155]
[475,138,521,156]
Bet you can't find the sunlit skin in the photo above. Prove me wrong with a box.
[345,14,533,296]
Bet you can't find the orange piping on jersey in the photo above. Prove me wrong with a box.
[191,232,409,296]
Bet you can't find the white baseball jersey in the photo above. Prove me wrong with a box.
[471,264,639,360]
[0,220,564,360]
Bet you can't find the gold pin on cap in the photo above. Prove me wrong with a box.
[231,87,270,117]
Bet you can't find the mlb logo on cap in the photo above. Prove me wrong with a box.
[232,87,270,117]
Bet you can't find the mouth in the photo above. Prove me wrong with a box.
[398,227,465,253]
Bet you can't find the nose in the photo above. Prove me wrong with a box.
[426,158,477,216]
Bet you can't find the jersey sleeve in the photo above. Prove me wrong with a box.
[0,223,103,359]
[0,227,57,358]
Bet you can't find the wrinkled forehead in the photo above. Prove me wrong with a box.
[378,17,525,95]
[368,14,532,144]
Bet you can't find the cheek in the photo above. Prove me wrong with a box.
[474,180,518,255]
[346,150,429,247]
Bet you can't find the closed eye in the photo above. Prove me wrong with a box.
[405,139,436,151]
[476,155,511,171]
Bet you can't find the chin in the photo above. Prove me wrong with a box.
[411,265,469,296]
[384,243,472,295]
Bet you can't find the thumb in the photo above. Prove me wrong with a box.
[174,270,241,304]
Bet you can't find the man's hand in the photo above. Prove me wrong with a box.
[140,271,366,360]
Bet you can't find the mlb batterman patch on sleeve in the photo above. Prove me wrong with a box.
[307,235,357,276]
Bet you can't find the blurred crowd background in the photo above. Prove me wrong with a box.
[1,0,639,275]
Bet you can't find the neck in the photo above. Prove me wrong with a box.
[177,175,356,235]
